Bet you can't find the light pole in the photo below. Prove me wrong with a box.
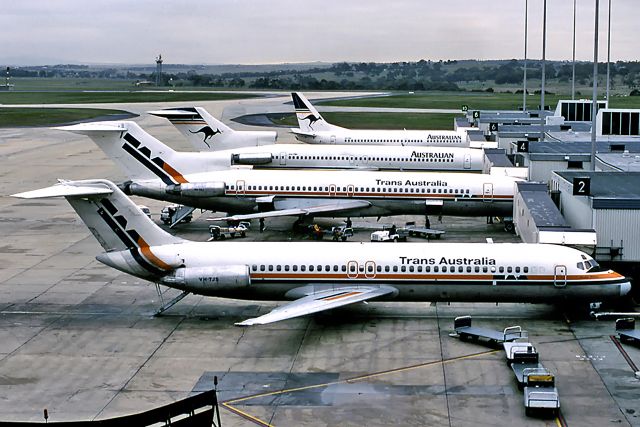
[591,0,600,171]
[572,0,577,100]
[606,0,612,100]
[523,0,528,111]
[540,0,547,141]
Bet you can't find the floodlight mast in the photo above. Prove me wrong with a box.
[591,0,600,171]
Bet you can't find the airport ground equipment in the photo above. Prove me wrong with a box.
[523,369,560,417]
[331,225,354,241]
[616,318,640,344]
[505,344,544,389]
[370,225,409,242]
[453,316,525,345]
[404,223,445,240]
[160,204,194,227]
[208,223,248,241]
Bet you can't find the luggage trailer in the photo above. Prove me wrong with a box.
[452,316,560,418]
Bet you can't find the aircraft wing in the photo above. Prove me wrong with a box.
[236,285,397,326]
[290,128,317,139]
[214,199,371,221]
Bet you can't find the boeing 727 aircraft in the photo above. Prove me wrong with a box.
[62,121,484,172]
[58,121,519,223]
[13,179,631,325]
[148,106,277,150]
[291,92,473,147]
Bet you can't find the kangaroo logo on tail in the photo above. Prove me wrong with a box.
[188,126,222,148]
[302,114,322,130]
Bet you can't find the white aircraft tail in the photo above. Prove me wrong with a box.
[148,107,233,150]
[292,92,342,133]
[13,180,184,277]
[56,121,194,185]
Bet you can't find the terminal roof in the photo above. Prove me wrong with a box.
[555,171,640,208]
[516,182,569,228]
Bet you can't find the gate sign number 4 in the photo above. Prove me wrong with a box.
[573,177,591,196]
[517,141,529,152]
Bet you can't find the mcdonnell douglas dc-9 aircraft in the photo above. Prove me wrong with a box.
[59,121,518,223]
[148,106,277,150]
[290,92,472,147]
[13,180,631,325]
[62,120,484,172]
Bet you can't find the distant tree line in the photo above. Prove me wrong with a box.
[6,59,640,92]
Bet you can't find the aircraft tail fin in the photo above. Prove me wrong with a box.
[12,180,184,260]
[291,92,342,133]
[148,107,232,151]
[56,121,192,185]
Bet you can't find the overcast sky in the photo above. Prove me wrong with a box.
[2,0,638,65]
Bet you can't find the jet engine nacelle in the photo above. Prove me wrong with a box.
[231,153,273,165]
[165,182,226,197]
[160,265,251,294]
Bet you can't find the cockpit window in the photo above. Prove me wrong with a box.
[584,259,604,273]
[576,262,585,270]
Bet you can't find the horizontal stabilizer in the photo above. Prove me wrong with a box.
[53,122,126,134]
[236,285,397,326]
[12,180,113,199]
[290,128,317,138]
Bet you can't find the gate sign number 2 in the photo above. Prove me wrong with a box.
[573,177,590,196]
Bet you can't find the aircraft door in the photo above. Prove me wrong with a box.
[330,135,336,144]
[347,185,355,197]
[280,152,286,165]
[347,261,359,279]
[482,183,493,202]
[364,261,376,279]
[554,265,567,288]
[464,154,471,169]
[235,180,246,197]
[329,184,337,197]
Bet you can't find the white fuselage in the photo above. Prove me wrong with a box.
[130,169,519,218]
[104,241,631,303]
[293,129,468,147]
[218,144,484,171]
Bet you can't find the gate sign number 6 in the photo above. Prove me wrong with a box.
[472,110,480,119]
[573,177,590,196]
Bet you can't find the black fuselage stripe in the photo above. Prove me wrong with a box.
[97,206,165,276]
[121,142,175,185]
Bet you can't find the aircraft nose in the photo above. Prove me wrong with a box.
[620,281,632,297]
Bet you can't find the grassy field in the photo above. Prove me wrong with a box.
[0,108,135,127]
[271,112,461,130]
[322,92,640,111]
[0,91,259,105]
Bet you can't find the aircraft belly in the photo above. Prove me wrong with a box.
[441,200,513,217]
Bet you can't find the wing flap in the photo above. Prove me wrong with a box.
[213,199,371,221]
[236,285,397,326]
